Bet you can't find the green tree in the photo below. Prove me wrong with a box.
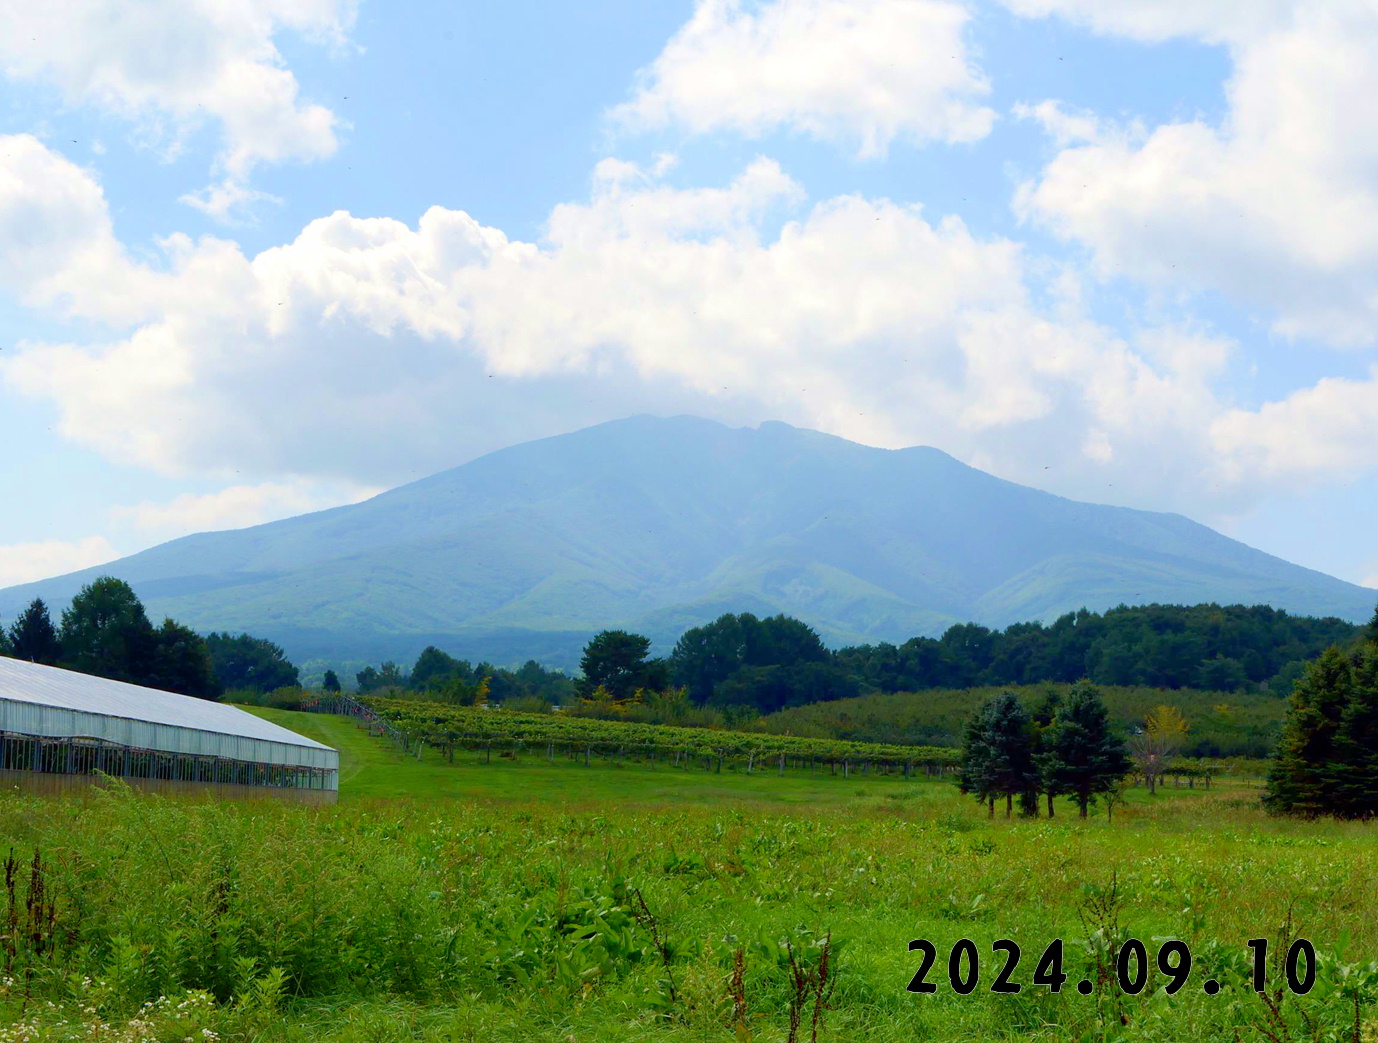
[958,692,1039,818]
[357,661,405,694]
[1264,646,1353,816]
[147,619,221,699]
[322,669,342,693]
[1028,686,1064,816]
[1041,681,1132,818]
[1325,648,1378,818]
[205,632,300,693]
[578,630,660,701]
[409,646,471,690]
[7,598,62,665]
[58,577,155,683]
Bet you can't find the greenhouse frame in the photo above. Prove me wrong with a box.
[0,657,338,801]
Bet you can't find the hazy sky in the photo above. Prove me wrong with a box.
[1,0,1376,591]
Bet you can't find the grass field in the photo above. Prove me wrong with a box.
[1,710,1375,1043]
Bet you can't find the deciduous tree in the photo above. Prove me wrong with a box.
[58,577,154,683]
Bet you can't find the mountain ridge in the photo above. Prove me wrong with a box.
[2,415,1371,671]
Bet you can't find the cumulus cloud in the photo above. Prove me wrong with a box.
[0,133,1366,518]
[1211,367,1378,485]
[610,0,995,157]
[0,537,119,588]
[109,480,382,541]
[0,0,354,219]
[1012,0,1378,348]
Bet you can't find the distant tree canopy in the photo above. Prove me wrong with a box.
[1,581,223,699]
[348,646,575,706]
[669,612,856,713]
[204,631,299,694]
[577,630,669,701]
[835,604,1361,696]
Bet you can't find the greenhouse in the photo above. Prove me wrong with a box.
[0,657,338,801]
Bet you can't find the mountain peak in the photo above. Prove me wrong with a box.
[1,415,1371,670]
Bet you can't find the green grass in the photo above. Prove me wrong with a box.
[1,711,1374,1043]
[246,706,948,806]
[246,706,1241,812]
[761,683,1289,757]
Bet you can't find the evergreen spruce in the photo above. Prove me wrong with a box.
[7,598,62,665]
[1264,646,1353,816]
[1041,681,1132,818]
[958,692,1038,818]
[1328,648,1378,818]
[1029,687,1065,816]
[323,669,342,693]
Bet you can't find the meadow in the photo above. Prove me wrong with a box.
[760,683,1289,758]
[0,709,1375,1042]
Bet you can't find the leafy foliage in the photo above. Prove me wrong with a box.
[836,603,1360,695]
[578,630,668,700]
[363,695,959,771]
[205,631,300,693]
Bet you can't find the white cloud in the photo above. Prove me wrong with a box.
[611,0,995,157]
[0,0,354,219]
[1012,1,1378,348]
[1000,0,1297,45]
[0,134,1368,518]
[109,480,381,541]
[0,537,119,588]
[1210,367,1378,485]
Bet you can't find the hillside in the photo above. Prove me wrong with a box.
[1,415,1373,669]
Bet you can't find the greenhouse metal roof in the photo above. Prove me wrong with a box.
[0,657,331,752]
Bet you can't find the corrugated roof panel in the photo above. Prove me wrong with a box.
[0,657,331,752]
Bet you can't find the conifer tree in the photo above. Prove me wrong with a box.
[959,692,1038,818]
[1029,686,1065,816]
[7,598,62,665]
[1041,681,1132,818]
[1327,648,1378,818]
[322,669,342,693]
[1264,645,1353,816]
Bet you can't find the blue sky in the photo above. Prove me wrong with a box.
[0,0,1375,593]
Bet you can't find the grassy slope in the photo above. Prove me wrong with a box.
[247,706,945,807]
[760,683,1288,756]
[245,706,1244,814]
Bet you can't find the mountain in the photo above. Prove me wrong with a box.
[2,415,1373,672]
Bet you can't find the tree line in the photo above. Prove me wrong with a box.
[0,577,298,700]
[576,603,1367,718]
[833,603,1359,695]
[352,645,576,707]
